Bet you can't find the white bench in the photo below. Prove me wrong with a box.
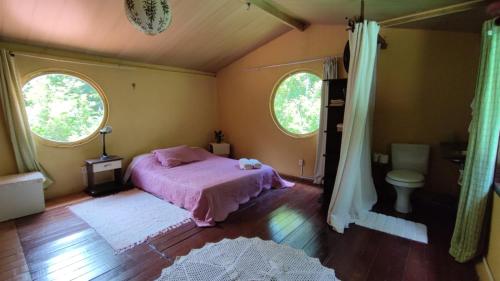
[0,172,45,222]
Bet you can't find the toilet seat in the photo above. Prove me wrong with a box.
[387,170,424,182]
[385,170,425,188]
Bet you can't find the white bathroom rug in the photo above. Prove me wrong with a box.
[69,189,192,253]
[354,212,428,244]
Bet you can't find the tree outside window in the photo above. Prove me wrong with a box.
[272,71,322,136]
[22,73,106,144]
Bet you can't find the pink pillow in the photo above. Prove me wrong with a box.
[153,145,203,168]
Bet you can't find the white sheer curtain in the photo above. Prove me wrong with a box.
[327,21,379,233]
[313,57,338,184]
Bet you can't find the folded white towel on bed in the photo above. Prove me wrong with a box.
[239,158,263,170]
[248,159,262,169]
[239,158,253,170]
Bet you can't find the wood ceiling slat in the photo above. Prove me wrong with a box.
[48,0,91,52]
[201,19,289,71]
[194,15,289,71]
[0,0,36,41]
[146,0,234,64]
[143,0,208,61]
[114,0,220,65]
[159,1,256,68]
[69,0,119,55]
[0,0,481,72]
[9,0,37,42]
[0,0,5,37]
[40,0,68,46]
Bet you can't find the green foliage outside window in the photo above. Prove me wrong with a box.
[22,73,105,143]
[273,72,322,136]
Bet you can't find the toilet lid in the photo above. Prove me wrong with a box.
[387,170,424,183]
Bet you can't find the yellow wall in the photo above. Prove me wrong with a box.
[0,45,218,199]
[0,25,482,199]
[217,25,348,178]
[216,25,480,195]
[486,195,500,280]
[480,150,500,281]
[477,194,500,281]
[374,28,480,195]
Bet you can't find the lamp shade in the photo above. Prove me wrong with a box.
[125,0,172,35]
[99,125,112,134]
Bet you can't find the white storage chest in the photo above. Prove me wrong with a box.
[0,172,45,222]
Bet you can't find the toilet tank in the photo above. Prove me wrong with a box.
[391,144,430,174]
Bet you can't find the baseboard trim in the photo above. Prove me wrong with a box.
[279,173,320,186]
[479,257,496,281]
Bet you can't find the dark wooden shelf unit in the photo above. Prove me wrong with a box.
[322,79,347,210]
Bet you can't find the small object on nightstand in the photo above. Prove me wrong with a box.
[214,130,224,144]
[85,156,123,197]
[99,126,113,160]
[209,142,230,157]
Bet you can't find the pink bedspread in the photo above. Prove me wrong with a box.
[130,151,294,226]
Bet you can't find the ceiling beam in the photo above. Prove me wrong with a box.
[380,0,486,27]
[248,0,308,31]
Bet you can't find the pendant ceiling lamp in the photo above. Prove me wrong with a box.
[125,0,172,35]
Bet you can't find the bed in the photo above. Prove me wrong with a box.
[125,148,293,226]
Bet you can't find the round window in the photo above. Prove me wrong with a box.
[22,72,107,145]
[271,71,322,137]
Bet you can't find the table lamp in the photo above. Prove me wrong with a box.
[99,125,112,160]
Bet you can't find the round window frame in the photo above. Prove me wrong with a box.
[21,69,109,148]
[269,69,322,138]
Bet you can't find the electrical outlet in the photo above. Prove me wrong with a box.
[298,159,304,166]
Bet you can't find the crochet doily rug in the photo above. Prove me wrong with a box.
[156,237,339,281]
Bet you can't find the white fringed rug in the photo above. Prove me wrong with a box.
[156,237,340,281]
[354,212,428,244]
[69,189,191,253]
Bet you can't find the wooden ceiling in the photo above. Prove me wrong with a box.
[394,5,489,33]
[0,0,487,72]
[0,0,289,72]
[271,0,480,24]
[270,0,489,33]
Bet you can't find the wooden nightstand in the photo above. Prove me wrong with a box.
[209,142,231,158]
[85,156,123,197]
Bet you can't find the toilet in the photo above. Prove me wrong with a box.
[385,144,430,213]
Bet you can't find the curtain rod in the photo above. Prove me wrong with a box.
[8,51,216,77]
[245,56,339,71]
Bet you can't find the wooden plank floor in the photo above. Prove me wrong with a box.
[1,183,477,281]
[0,222,31,281]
